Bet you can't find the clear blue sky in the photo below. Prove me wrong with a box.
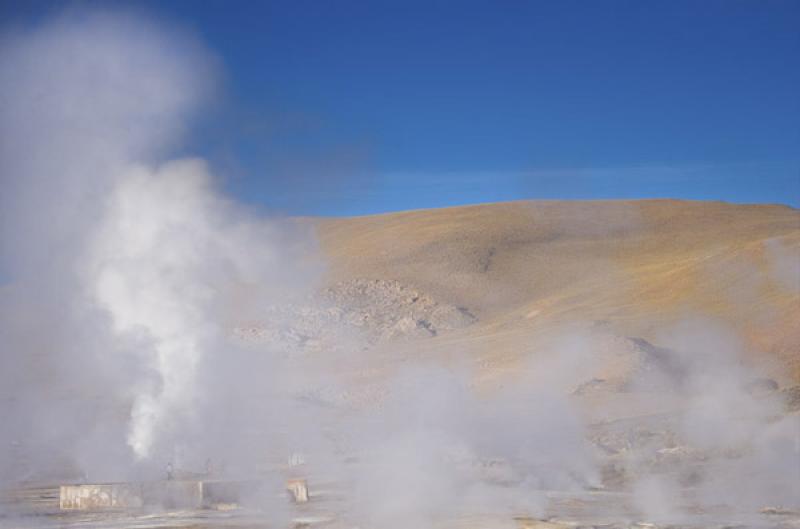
[4,0,799,215]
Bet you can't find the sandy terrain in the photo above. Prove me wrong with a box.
[316,199,800,382]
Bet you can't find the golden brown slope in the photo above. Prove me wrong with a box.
[316,200,800,380]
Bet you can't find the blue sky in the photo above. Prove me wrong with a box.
[4,0,799,215]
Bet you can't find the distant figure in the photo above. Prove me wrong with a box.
[288,452,306,467]
[205,458,212,476]
[166,462,173,481]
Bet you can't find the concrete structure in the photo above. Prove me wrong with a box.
[59,478,309,511]
[60,481,205,510]
[286,478,308,503]
[60,483,146,510]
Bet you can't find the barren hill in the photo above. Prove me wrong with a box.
[316,200,800,382]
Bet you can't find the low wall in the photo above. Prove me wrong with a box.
[60,480,203,510]
[59,483,144,510]
[59,478,307,510]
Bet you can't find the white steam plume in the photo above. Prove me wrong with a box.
[0,9,319,477]
[85,159,315,458]
[2,8,797,529]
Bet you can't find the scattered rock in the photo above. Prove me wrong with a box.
[515,518,575,529]
[744,378,779,397]
[571,335,686,396]
[761,506,800,515]
[780,386,800,412]
[233,278,476,353]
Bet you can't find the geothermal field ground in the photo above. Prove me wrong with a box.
[2,199,799,528]
[1,6,799,529]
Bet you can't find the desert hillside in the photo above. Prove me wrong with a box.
[316,200,800,382]
[4,199,799,526]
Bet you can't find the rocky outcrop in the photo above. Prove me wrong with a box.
[233,278,476,353]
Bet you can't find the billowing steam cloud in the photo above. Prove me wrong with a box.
[1,7,798,529]
[0,9,319,480]
[86,158,315,459]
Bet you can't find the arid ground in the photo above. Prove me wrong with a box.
[3,199,799,528]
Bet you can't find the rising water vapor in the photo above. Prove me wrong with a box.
[1,7,797,529]
[0,9,319,483]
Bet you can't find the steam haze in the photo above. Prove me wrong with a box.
[0,9,319,484]
[1,6,799,529]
